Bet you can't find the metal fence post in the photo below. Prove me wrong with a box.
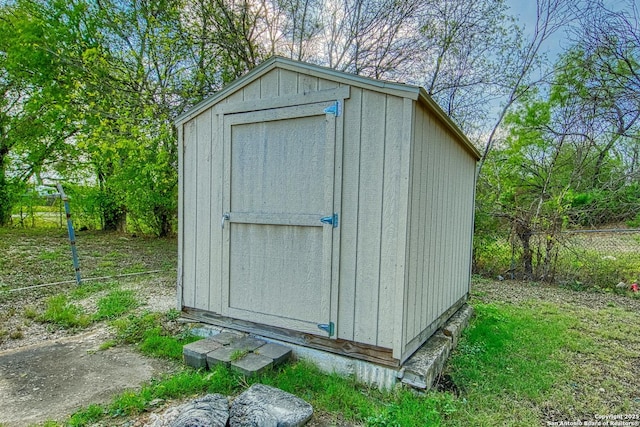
[56,183,82,285]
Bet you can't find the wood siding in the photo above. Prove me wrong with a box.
[402,103,475,359]
[178,61,476,362]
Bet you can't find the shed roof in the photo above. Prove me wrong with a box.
[175,56,480,160]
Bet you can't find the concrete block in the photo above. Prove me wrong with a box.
[211,331,243,346]
[255,343,292,366]
[183,338,224,369]
[401,333,453,390]
[231,353,274,377]
[442,305,474,349]
[207,347,236,368]
[230,336,266,352]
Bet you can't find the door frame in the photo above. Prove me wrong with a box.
[218,97,345,338]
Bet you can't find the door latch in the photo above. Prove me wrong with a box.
[320,213,338,228]
[221,213,230,229]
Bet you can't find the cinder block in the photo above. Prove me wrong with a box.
[183,338,223,369]
[255,343,292,366]
[231,353,273,376]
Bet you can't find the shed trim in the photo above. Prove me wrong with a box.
[214,86,350,116]
[174,56,480,161]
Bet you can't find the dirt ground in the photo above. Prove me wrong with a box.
[0,330,176,427]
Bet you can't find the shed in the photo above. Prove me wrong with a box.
[175,57,480,366]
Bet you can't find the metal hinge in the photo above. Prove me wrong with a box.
[317,322,335,337]
[320,213,338,228]
[323,101,341,116]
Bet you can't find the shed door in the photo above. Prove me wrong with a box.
[221,101,340,336]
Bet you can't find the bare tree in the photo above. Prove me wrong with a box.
[476,0,573,180]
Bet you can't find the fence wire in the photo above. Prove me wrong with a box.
[502,229,640,288]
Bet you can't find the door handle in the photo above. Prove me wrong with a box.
[221,213,230,229]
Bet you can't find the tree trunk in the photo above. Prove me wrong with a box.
[516,220,534,280]
[0,162,11,226]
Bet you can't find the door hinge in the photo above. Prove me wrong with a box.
[323,101,341,117]
[320,213,338,228]
[317,322,335,337]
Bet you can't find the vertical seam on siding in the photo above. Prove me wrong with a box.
[207,110,213,311]
[352,91,364,339]
[375,95,388,346]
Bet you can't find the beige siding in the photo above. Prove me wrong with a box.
[403,103,475,350]
[337,90,409,348]
[179,61,476,362]
[180,67,346,314]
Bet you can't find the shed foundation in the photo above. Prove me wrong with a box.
[184,304,474,390]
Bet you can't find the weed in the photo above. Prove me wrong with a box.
[40,294,91,329]
[9,329,23,340]
[99,340,117,351]
[93,289,139,321]
[69,280,118,300]
[110,311,199,359]
[166,308,181,321]
[23,306,39,319]
[230,349,249,361]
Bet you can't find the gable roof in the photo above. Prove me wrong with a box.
[175,56,480,160]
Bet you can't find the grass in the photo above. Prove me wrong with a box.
[40,295,91,329]
[92,289,138,321]
[2,228,639,426]
[47,294,639,427]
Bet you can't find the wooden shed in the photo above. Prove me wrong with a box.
[175,57,480,366]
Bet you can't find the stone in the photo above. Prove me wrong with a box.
[146,394,229,427]
[254,343,292,366]
[231,353,273,376]
[183,339,224,369]
[229,384,313,427]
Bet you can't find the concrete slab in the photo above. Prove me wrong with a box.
[183,338,224,369]
[231,353,273,377]
[255,343,292,366]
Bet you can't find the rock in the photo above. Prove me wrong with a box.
[146,394,229,427]
[616,282,627,289]
[229,384,313,427]
[170,394,229,427]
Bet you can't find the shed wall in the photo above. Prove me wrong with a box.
[403,102,475,356]
[179,62,475,362]
[337,87,409,350]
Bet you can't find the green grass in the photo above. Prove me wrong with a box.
[43,295,640,427]
[92,289,139,321]
[111,311,200,360]
[40,294,91,329]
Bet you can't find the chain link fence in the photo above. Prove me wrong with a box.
[474,228,640,289]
